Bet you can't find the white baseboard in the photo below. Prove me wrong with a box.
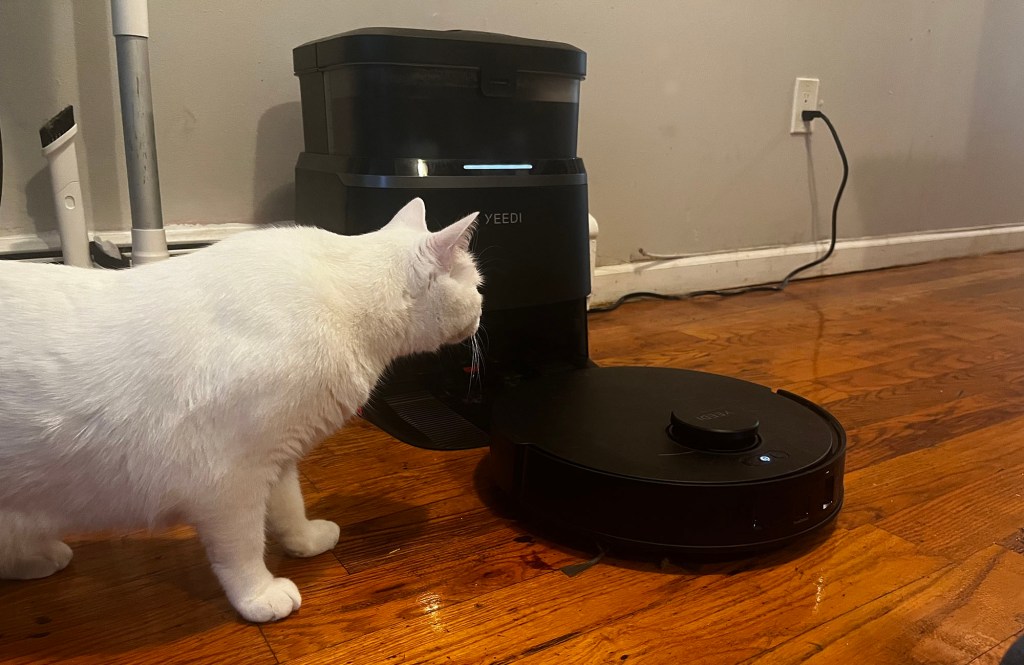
[5,222,1021,304]
[0,223,259,256]
[592,224,1024,307]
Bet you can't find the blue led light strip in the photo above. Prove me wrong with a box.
[462,163,533,170]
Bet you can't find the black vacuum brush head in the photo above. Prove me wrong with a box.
[39,105,75,148]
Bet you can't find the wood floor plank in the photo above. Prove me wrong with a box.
[876,462,1024,561]
[744,546,1024,665]
[840,392,1024,473]
[818,338,1016,397]
[332,494,499,575]
[838,415,1024,533]
[262,528,583,662]
[298,436,482,530]
[0,529,278,665]
[285,525,948,665]
[508,528,952,665]
[1001,528,1024,555]
[967,630,1024,664]
[818,354,1024,433]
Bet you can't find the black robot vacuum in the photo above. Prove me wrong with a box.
[491,367,845,555]
[293,28,846,557]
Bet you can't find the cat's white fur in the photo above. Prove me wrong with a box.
[0,198,481,622]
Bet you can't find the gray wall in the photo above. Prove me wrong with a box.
[1,1,1022,265]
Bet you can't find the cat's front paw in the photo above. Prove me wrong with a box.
[280,519,340,558]
[235,577,301,623]
[0,541,73,580]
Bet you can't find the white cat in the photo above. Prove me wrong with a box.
[0,198,481,622]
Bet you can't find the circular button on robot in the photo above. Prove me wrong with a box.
[668,407,760,452]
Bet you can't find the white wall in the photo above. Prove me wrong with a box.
[1,1,1022,266]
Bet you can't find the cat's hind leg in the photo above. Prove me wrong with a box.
[267,462,339,558]
[0,511,73,580]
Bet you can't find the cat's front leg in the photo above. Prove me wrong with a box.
[267,462,340,558]
[194,479,300,623]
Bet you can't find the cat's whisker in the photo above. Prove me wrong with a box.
[466,331,485,399]
[474,257,500,274]
[476,323,491,353]
[472,245,498,261]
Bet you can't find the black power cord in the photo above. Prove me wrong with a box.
[590,109,848,313]
[0,116,4,210]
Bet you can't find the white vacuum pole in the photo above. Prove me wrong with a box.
[111,0,169,265]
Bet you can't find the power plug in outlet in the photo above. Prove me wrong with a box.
[790,78,820,134]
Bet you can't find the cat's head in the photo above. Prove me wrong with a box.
[381,198,483,355]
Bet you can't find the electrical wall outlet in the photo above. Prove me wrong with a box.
[790,77,820,134]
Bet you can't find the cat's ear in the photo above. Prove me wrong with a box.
[385,197,428,232]
[426,211,478,271]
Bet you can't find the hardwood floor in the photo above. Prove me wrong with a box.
[3,251,1024,664]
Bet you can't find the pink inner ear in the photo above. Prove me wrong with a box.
[427,212,478,270]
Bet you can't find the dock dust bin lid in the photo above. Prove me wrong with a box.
[293,27,586,77]
[292,28,587,158]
